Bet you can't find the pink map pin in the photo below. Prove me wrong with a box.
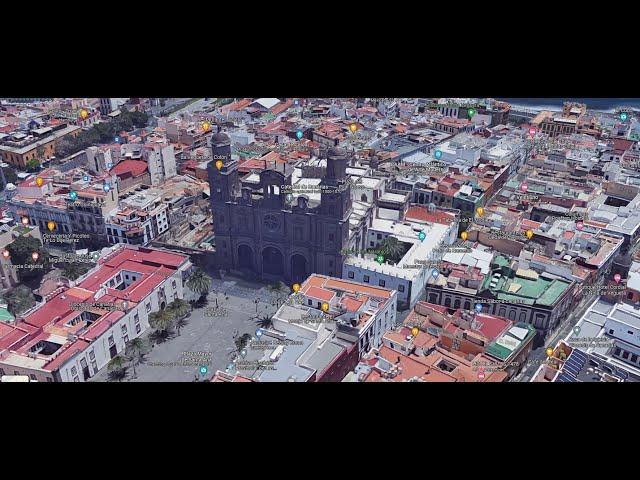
[477,370,485,380]
[614,273,621,284]
[520,182,528,193]
[576,221,584,231]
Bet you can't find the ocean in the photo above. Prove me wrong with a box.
[498,98,640,113]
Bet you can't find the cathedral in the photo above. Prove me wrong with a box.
[207,131,353,284]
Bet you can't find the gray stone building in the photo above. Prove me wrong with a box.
[208,132,355,284]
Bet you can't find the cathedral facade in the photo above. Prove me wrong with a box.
[207,132,352,284]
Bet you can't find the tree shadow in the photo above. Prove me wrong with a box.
[149,329,176,345]
[107,367,129,382]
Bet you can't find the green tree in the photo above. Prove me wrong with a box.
[25,158,40,172]
[234,333,252,352]
[107,355,128,382]
[61,262,90,281]
[1,165,17,185]
[187,269,211,298]
[6,235,50,281]
[380,237,408,264]
[5,285,36,316]
[268,281,288,307]
[125,338,149,379]
[148,309,174,343]
[167,298,190,336]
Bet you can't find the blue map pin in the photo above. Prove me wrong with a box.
[431,268,439,278]
[69,191,77,201]
[434,150,442,160]
[199,365,208,375]
[103,183,111,193]
[418,231,426,242]
[255,328,263,338]
[475,303,483,313]
[296,130,303,140]
[83,175,89,182]
[620,112,628,122]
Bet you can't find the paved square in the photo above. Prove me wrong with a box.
[91,275,285,382]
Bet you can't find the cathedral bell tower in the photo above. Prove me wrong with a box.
[320,146,352,219]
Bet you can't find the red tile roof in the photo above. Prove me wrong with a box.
[405,205,456,226]
[111,159,148,179]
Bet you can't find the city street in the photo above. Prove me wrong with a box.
[91,275,282,382]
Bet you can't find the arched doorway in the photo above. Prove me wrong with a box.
[291,254,308,284]
[262,247,284,277]
[238,244,254,271]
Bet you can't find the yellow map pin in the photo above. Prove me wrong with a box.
[202,121,211,132]
[47,221,56,232]
[292,283,300,293]
[476,207,484,217]
[80,108,89,120]
[36,177,44,187]
[411,327,419,337]
[321,302,329,313]
[545,347,553,357]
[215,160,223,171]
[460,231,468,241]
[21,217,29,226]
[349,123,358,133]
[526,230,534,240]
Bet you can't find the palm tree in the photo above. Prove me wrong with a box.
[268,281,287,307]
[380,237,406,264]
[125,338,149,379]
[187,269,211,300]
[167,298,190,336]
[107,355,127,382]
[148,309,174,343]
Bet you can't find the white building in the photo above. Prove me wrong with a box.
[0,245,191,382]
[343,217,454,309]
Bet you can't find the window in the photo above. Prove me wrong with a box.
[308,299,313,306]
[172,280,177,289]
[71,366,78,376]
[609,329,614,335]
[398,284,405,292]
[30,374,36,381]
[377,234,382,240]
[136,324,141,334]
[379,280,385,287]
[615,347,622,356]
[73,376,80,382]
[121,324,128,334]
[0,368,4,375]
[47,377,53,382]
[628,331,634,335]
[348,271,354,279]
[632,354,638,364]
[363,275,370,283]
[125,274,129,280]
[108,335,115,347]
[123,334,129,343]
[623,351,630,360]
[134,314,140,324]
[146,303,151,313]
[369,241,374,247]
